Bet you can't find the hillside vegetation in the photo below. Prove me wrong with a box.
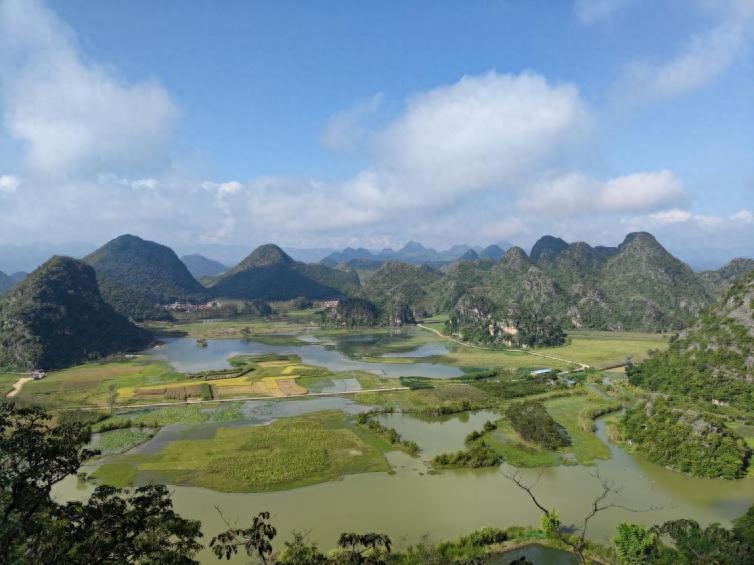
[627,270,754,408]
[619,397,749,479]
[0,257,152,370]
[357,232,719,333]
[85,234,207,321]
[209,244,359,300]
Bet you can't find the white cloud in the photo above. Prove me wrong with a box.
[376,72,589,205]
[131,178,157,190]
[650,208,692,224]
[0,0,177,177]
[0,174,19,193]
[732,209,754,223]
[598,170,685,213]
[517,170,686,217]
[574,0,627,25]
[321,94,383,151]
[614,0,754,104]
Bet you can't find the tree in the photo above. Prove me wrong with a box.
[657,519,753,564]
[501,467,657,565]
[277,531,327,565]
[0,401,202,563]
[334,532,392,564]
[613,522,658,564]
[210,511,277,563]
[733,504,754,547]
[540,510,561,537]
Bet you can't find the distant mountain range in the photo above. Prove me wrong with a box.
[321,241,511,268]
[0,256,151,370]
[0,271,28,295]
[180,254,228,280]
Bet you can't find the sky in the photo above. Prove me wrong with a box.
[0,0,752,271]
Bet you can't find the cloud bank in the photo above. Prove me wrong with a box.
[0,0,750,272]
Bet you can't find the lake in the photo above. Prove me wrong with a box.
[55,405,754,564]
[146,334,463,378]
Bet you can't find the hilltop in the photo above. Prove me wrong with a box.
[209,244,359,300]
[0,256,151,370]
[85,235,207,321]
[180,254,228,280]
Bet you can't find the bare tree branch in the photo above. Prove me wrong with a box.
[502,467,663,565]
[499,467,551,516]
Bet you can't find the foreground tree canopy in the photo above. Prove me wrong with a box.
[0,402,202,564]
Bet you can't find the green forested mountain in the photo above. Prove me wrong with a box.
[180,254,228,279]
[354,233,731,332]
[209,244,359,300]
[0,257,152,370]
[479,244,506,261]
[358,261,443,324]
[85,235,207,321]
[701,258,754,296]
[444,293,566,347]
[596,232,709,329]
[530,235,570,263]
[321,297,380,327]
[627,270,754,408]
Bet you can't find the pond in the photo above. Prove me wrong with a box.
[376,410,500,458]
[145,335,462,378]
[485,544,578,564]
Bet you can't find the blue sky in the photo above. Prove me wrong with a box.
[0,0,752,269]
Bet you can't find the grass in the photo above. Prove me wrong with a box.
[415,326,668,372]
[15,358,183,408]
[95,405,213,430]
[484,420,563,467]
[354,382,490,411]
[92,411,390,492]
[439,348,572,371]
[95,428,155,455]
[542,395,612,465]
[545,331,668,369]
[0,373,20,397]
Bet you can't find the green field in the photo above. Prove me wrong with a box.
[546,330,668,368]
[14,358,183,408]
[542,395,612,464]
[93,411,390,492]
[413,327,666,372]
[94,428,156,455]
